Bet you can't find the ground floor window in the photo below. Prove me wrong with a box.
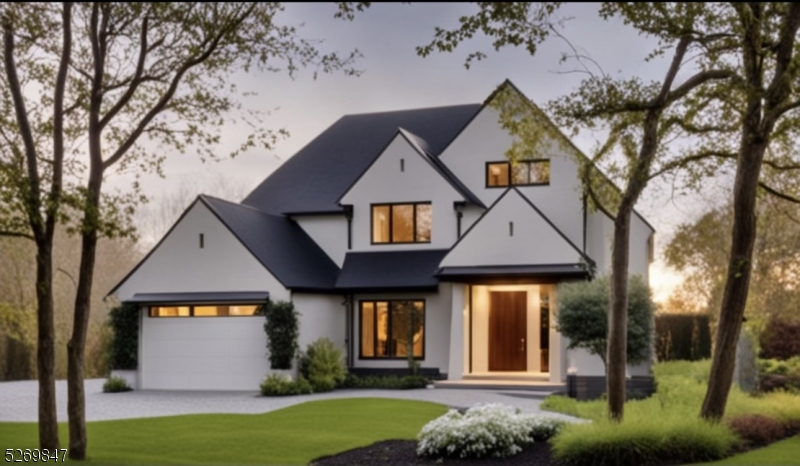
[360,300,425,359]
[149,304,261,317]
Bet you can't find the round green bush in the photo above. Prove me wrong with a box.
[298,338,346,390]
[103,375,132,393]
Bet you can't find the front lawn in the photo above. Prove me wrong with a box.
[708,435,800,465]
[0,398,447,465]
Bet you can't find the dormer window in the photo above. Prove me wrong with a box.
[372,203,432,244]
[486,160,550,187]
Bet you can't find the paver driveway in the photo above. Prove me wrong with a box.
[0,379,569,422]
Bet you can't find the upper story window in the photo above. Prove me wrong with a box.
[371,203,432,244]
[486,160,550,187]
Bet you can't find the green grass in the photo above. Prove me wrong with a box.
[706,435,800,465]
[0,398,447,465]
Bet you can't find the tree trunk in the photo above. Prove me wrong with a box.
[701,138,768,420]
[67,173,102,460]
[607,209,632,420]
[34,240,59,450]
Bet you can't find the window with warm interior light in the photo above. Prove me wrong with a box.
[360,300,425,359]
[486,160,550,187]
[371,203,432,244]
[149,304,261,317]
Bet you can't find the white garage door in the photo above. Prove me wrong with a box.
[141,307,269,390]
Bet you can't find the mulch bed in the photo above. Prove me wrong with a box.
[311,440,554,466]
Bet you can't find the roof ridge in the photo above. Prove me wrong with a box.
[200,194,287,219]
[341,102,481,118]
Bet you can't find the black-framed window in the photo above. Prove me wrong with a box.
[486,160,550,187]
[360,300,425,359]
[371,203,432,244]
[149,304,262,317]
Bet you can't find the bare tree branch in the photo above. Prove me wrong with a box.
[759,181,800,204]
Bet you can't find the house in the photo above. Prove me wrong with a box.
[109,80,655,391]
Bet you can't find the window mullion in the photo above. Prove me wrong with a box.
[413,204,417,242]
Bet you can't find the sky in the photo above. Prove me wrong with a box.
[110,3,729,303]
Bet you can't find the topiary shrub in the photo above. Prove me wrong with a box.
[298,338,346,392]
[102,375,132,393]
[557,274,654,371]
[259,373,313,396]
[108,302,140,370]
[263,300,299,370]
[727,414,786,448]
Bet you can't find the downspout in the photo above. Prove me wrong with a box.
[344,205,353,250]
[582,193,587,254]
[342,294,354,368]
[454,202,465,238]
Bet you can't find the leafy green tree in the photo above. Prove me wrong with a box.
[699,3,800,421]
[419,2,738,420]
[1,2,74,449]
[2,2,363,458]
[264,300,300,370]
[557,275,654,372]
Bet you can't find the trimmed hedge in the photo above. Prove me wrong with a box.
[655,313,711,362]
[340,373,429,390]
[108,303,140,370]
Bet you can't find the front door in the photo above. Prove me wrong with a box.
[489,291,527,371]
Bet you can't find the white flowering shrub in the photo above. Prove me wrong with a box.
[416,403,567,459]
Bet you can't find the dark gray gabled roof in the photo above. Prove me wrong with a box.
[127,291,270,304]
[336,249,450,291]
[201,196,340,292]
[243,104,483,215]
[399,129,485,208]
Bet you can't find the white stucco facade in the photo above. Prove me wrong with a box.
[112,82,656,391]
[114,201,290,303]
[340,133,465,252]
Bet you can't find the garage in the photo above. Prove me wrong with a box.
[130,292,270,391]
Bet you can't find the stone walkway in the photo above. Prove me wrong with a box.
[0,379,575,422]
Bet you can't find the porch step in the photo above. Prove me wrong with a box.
[434,379,565,392]
[463,372,550,382]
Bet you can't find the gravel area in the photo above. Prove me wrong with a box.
[0,379,578,423]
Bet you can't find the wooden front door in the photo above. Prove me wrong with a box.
[489,291,527,371]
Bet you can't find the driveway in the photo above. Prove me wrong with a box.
[0,379,572,422]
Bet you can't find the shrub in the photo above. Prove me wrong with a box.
[557,274,654,370]
[551,416,736,466]
[259,373,313,396]
[102,375,132,393]
[263,300,299,370]
[298,338,346,392]
[339,373,429,390]
[759,318,800,360]
[758,357,800,393]
[108,302,139,370]
[727,414,786,448]
[417,404,566,459]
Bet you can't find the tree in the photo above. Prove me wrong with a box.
[700,3,800,421]
[1,2,74,450]
[557,275,654,372]
[3,2,363,459]
[419,2,738,420]
[664,194,800,326]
